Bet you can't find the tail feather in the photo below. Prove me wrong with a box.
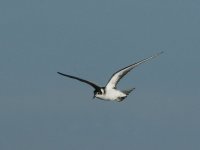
[122,88,135,95]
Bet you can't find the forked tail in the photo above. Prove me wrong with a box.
[122,88,135,95]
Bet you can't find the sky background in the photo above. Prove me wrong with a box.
[0,0,200,149]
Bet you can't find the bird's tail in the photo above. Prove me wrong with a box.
[122,88,135,95]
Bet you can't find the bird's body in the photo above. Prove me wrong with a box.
[95,88,127,102]
[57,52,163,102]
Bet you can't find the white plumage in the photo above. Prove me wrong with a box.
[58,51,163,102]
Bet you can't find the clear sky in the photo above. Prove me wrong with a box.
[0,0,200,149]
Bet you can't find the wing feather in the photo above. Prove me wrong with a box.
[57,72,100,90]
[105,51,163,89]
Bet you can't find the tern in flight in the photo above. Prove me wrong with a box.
[58,52,163,102]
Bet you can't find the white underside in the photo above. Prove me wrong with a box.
[95,88,127,101]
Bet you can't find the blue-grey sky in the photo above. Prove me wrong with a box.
[0,0,200,149]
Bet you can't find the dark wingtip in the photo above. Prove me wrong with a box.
[57,72,62,75]
[57,72,66,77]
[156,51,164,56]
[159,51,164,55]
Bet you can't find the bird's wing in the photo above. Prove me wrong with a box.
[57,72,100,90]
[105,51,163,89]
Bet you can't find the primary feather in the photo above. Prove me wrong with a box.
[105,51,163,89]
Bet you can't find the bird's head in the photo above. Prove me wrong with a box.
[93,88,104,99]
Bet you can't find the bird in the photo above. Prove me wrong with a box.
[57,51,163,102]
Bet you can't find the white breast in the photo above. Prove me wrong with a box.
[97,89,126,101]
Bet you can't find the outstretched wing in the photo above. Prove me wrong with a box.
[105,51,163,89]
[57,72,100,90]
